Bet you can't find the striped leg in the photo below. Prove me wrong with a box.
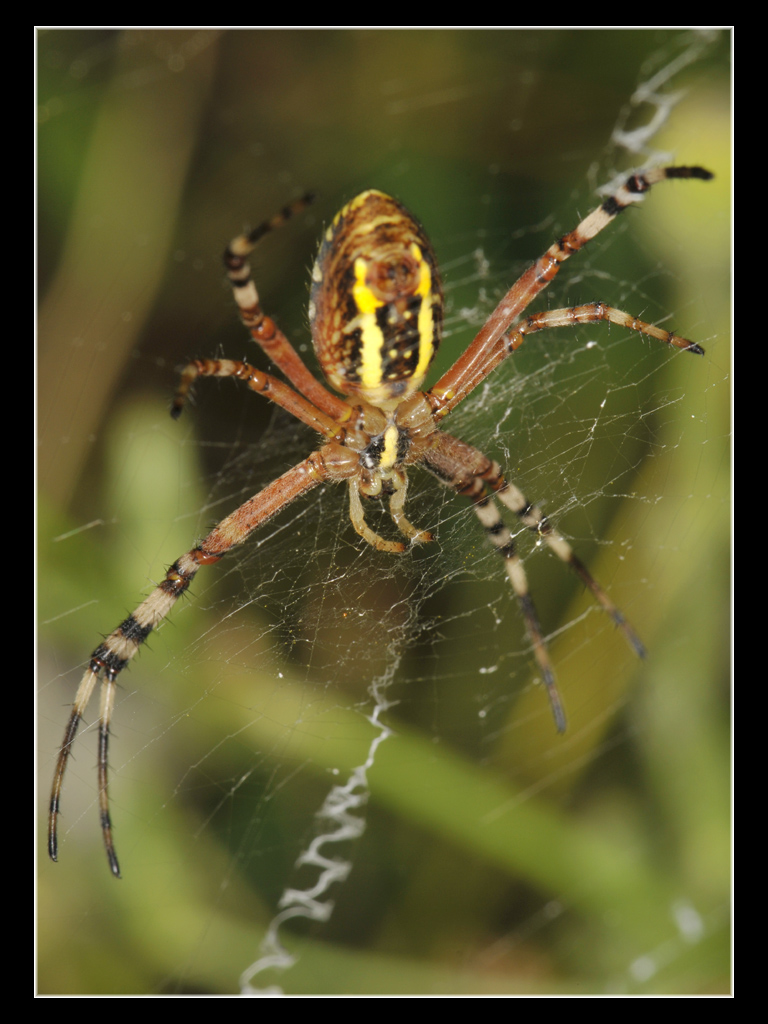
[491,473,646,661]
[424,432,646,732]
[48,550,205,877]
[224,194,349,423]
[49,452,336,876]
[428,165,712,419]
[471,489,568,732]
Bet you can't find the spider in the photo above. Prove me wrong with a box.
[49,165,712,877]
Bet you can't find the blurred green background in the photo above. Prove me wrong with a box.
[38,29,730,994]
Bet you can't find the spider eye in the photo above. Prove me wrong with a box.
[309,190,443,409]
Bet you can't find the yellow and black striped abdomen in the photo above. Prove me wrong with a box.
[309,190,443,410]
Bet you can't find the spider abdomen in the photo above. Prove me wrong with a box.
[309,190,444,410]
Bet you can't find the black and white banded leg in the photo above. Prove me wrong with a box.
[424,432,646,732]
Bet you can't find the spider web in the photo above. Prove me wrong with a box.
[38,29,731,996]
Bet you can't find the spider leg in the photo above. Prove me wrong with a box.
[97,669,120,876]
[424,432,646,731]
[509,303,704,357]
[171,357,346,440]
[224,194,350,422]
[48,666,99,864]
[49,448,352,875]
[471,487,567,732]
[428,165,712,418]
[490,471,647,661]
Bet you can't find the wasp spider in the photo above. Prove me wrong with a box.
[49,166,713,876]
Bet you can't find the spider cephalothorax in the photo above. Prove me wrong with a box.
[49,166,712,876]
